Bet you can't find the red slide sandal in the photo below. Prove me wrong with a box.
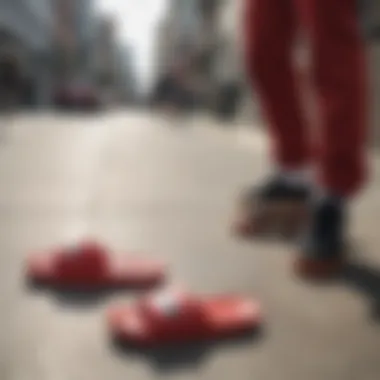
[26,240,166,290]
[107,288,262,347]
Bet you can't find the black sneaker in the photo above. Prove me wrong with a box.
[295,196,347,278]
[233,175,311,238]
[254,175,310,202]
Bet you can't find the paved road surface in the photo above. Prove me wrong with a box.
[0,111,379,380]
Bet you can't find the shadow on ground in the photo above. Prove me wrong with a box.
[111,327,264,372]
[26,280,147,308]
[343,261,380,321]
[292,241,380,322]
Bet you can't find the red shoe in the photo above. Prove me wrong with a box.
[26,240,166,290]
[294,257,344,279]
[107,288,262,347]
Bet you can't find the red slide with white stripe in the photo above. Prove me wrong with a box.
[107,288,262,347]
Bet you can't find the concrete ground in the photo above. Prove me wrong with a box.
[0,110,379,380]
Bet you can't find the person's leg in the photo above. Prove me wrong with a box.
[235,0,311,239]
[244,0,309,169]
[295,0,367,196]
[294,0,368,277]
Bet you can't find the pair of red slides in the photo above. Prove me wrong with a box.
[26,240,262,347]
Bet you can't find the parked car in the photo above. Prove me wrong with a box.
[54,83,102,110]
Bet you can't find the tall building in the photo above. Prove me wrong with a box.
[195,0,222,107]
[95,36,136,103]
[153,0,221,108]
[213,0,254,121]
[54,0,76,77]
[0,0,54,106]
[154,20,174,79]
[367,3,380,147]
[360,0,380,37]
[93,16,116,84]
[155,0,202,78]
[0,0,52,52]
[114,44,138,103]
[74,0,96,80]
[214,0,243,82]
[53,0,96,82]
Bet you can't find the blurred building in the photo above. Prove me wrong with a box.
[0,0,54,107]
[214,0,243,90]
[360,0,380,37]
[367,2,380,147]
[153,0,221,109]
[195,0,222,108]
[213,0,257,122]
[154,20,174,80]
[114,44,138,104]
[92,15,118,101]
[155,0,202,77]
[53,0,96,84]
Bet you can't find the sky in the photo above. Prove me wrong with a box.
[96,0,168,92]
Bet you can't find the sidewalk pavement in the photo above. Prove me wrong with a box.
[0,111,379,380]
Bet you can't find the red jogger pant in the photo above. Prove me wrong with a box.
[244,0,368,197]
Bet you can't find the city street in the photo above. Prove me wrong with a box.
[0,110,379,380]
